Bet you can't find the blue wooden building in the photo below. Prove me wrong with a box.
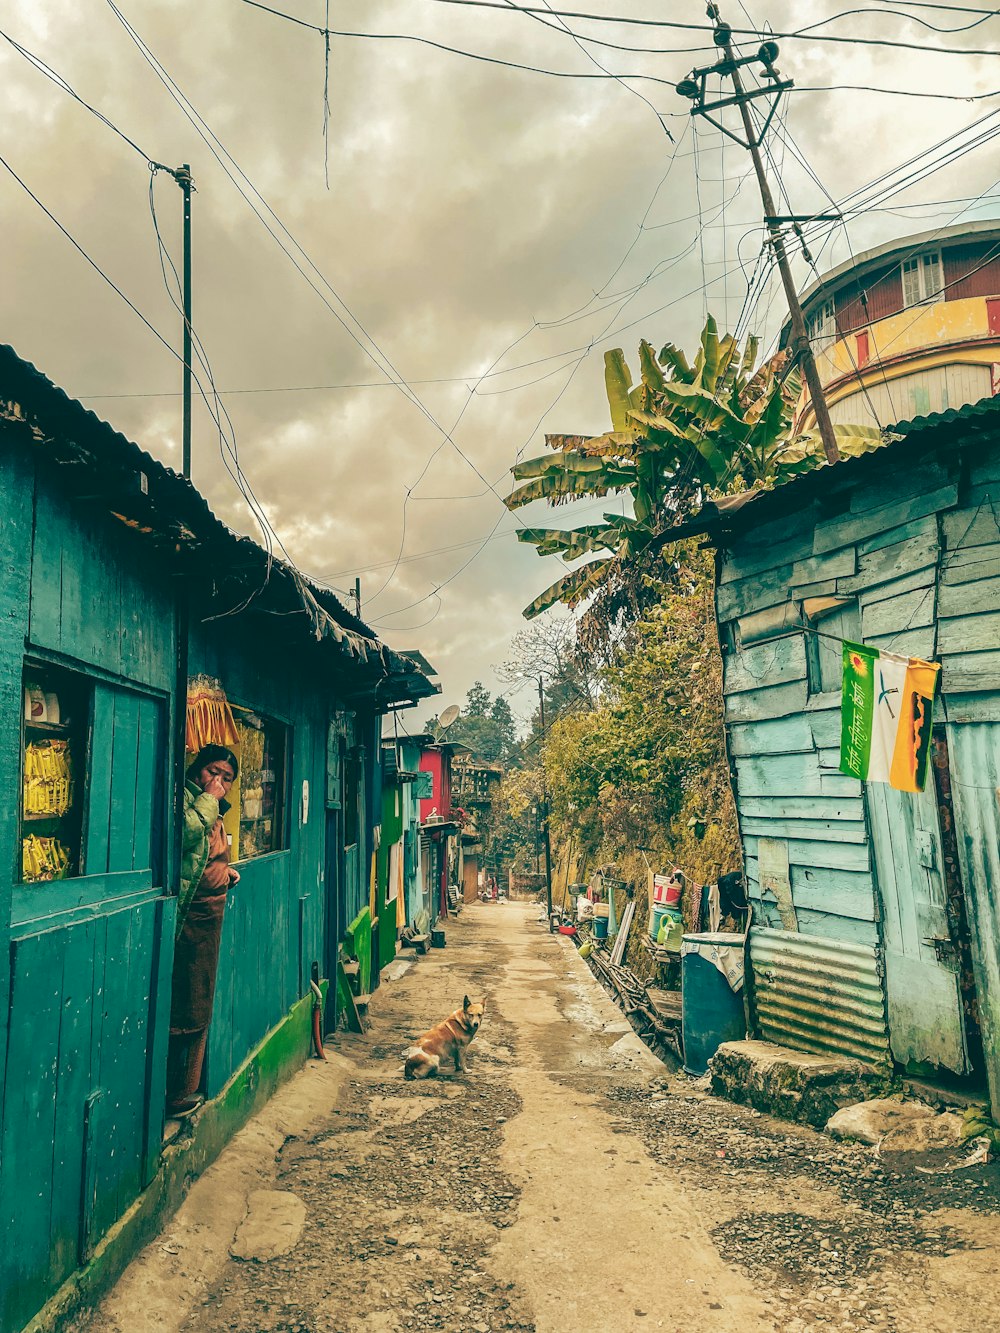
[686,396,1000,1105]
[0,345,434,1332]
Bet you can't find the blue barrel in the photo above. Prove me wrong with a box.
[593,915,609,940]
[681,932,746,1075]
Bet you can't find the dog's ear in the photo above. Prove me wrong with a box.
[463,994,471,1010]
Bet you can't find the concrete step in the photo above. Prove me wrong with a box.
[711,1039,883,1129]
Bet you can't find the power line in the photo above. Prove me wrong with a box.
[240,0,683,86]
[0,27,154,162]
[360,0,1000,56]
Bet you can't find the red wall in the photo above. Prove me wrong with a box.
[419,748,446,822]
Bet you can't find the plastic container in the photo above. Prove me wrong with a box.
[653,875,683,908]
[592,902,610,920]
[593,915,609,940]
[680,932,746,1075]
[649,904,682,941]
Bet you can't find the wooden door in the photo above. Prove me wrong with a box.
[867,776,968,1073]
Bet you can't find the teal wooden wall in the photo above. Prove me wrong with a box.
[0,445,177,1333]
[718,437,1000,1092]
[190,624,330,1097]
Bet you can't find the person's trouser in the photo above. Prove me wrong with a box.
[166,1028,209,1107]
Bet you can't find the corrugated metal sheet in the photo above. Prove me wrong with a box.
[947,720,1000,1109]
[943,241,1000,302]
[750,927,890,1064]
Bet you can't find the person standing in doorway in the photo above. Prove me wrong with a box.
[167,744,241,1117]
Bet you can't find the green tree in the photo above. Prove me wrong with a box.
[505,317,879,632]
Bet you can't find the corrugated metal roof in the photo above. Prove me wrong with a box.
[0,343,436,702]
[657,391,1000,549]
[750,927,891,1065]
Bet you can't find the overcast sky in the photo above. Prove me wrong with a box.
[4,0,999,726]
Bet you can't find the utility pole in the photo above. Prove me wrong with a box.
[677,7,840,465]
[537,676,554,930]
[353,577,362,619]
[153,162,195,476]
[179,164,193,479]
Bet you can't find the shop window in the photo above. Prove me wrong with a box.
[233,709,287,860]
[901,251,942,308]
[20,664,90,884]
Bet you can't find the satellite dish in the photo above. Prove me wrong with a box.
[438,704,461,730]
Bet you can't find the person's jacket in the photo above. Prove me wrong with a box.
[177,780,228,935]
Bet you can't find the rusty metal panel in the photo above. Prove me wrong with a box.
[750,927,890,1064]
[946,720,1000,1109]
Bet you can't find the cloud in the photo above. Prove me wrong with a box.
[3,0,999,711]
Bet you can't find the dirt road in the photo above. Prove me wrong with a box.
[83,903,1000,1333]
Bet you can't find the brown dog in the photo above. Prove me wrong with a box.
[404,995,486,1080]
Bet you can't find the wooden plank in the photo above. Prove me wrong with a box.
[840,528,939,596]
[938,610,1000,655]
[942,506,1000,550]
[725,680,809,724]
[113,905,152,1220]
[857,513,937,557]
[942,690,1000,723]
[142,896,175,1188]
[735,750,844,797]
[938,574,1000,620]
[805,706,843,751]
[793,909,880,948]
[718,527,815,585]
[107,690,141,874]
[27,482,65,652]
[745,856,876,920]
[742,815,869,843]
[860,586,935,639]
[790,547,856,588]
[744,833,871,872]
[0,446,34,1125]
[728,715,815,757]
[85,685,115,876]
[716,565,795,621]
[48,918,99,1291]
[849,460,948,515]
[940,542,1000,585]
[813,485,958,556]
[0,931,65,1331]
[864,627,936,661]
[132,696,158,872]
[857,566,936,606]
[738,794,864,822]
[724,635,807,695]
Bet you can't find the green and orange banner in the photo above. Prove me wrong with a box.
[840,641,940,793]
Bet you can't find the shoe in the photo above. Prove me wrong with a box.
[167,1094,205,1120]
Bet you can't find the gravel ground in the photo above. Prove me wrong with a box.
[85,904,1000,1333]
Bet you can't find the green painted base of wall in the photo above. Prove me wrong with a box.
[22,986,324,1333]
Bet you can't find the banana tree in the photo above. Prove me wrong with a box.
[505,317,881,620]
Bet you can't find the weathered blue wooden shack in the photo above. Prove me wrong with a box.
[0,345,434,1332]
[690,396,1000,1105]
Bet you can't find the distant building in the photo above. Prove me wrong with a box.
[787,221,1000,430]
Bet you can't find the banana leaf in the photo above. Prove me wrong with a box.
[523,558,612,619]
[510,451,607,481]
[516,524,622,559]
[638,339,665,392]
[658,341,693,382]
[544,434,592,452]
[604,349,634,433]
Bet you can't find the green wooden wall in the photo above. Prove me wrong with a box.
[0,445,177,1333]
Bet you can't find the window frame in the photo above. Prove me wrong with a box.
[804,598,861,698]
[901,250,943,309]
[806,297,837,351]
[231,705,291,863]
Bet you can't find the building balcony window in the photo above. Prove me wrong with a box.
[901,250,943,308]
